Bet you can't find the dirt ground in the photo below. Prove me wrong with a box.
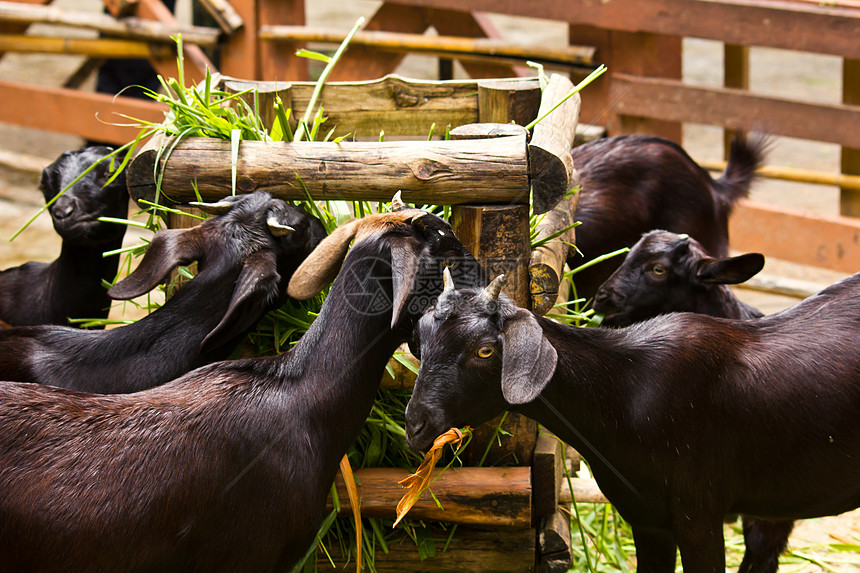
[0,1,858,570]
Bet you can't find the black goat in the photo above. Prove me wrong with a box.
[594,230,764,327]
[595,231,801,572]
[0,203,481,572]
[0,191,325,394]
[570,134,766,300]
[0,146,129,327]
[406,272,860,572]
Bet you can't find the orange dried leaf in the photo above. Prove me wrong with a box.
[393,427,470,527]
[338,454,361,573]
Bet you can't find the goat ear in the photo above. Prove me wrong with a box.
[287,219,360,300]
[108,228,202,300]
[500,312,557,405]
[200,250,280,354]
[696,253,765,285]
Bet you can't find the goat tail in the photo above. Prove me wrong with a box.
[715,132,769,207]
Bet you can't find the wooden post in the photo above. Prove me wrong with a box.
[841,58,860,217]
[450,200,534,467]
[569,25,682,141]
[724,43,749,156]
[538,508,572,573]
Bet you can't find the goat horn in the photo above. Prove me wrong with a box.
[189,200,233,216]
[410,211,428,229]
[391,191,406,212]
[443,267,455,292]
[481,274,506,302]
[268,217,296,237]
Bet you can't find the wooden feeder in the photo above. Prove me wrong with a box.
[127,72,588,572]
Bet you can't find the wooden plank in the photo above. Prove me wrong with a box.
[219,74,510,137]
[393,0,860,59]
[216,0,258,79]
[729,199,860,274]
[328,467,531,527]
[0,1,220,47]
[318,525,536,572]
[196,0,243,35]
[559,477,609,504]
[0,79,165,145]
[609,73,860,149]
[127,134,530,205]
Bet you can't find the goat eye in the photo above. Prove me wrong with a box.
[475,346,494,359]
[651,264,667,276]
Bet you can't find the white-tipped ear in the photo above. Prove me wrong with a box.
[500,312,557,405]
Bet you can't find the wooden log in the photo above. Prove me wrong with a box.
[219,74,540,138]
[259,25,595,69]
[538,507,572,573]
[528,73,581,214]
[0,1,220,47]
[0,34,171,59]
[477,78,541,126]
[328,467,531,527]
[559,477,609,504]
[126,133,530,206]
[197,0,243,35]
[318,525,536,572]
[529,193,578,315]
[531,429,563,519]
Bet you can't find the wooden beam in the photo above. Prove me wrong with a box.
[0,79,164,145]
[259,26,594,69]
[729,199,860,274]
[609,73,860,149]
[391,0,860,59]
[0,34,171,58]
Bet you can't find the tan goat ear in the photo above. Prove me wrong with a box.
[500,312,557,405]
[287,219,360,300]
[108,228,203,300]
